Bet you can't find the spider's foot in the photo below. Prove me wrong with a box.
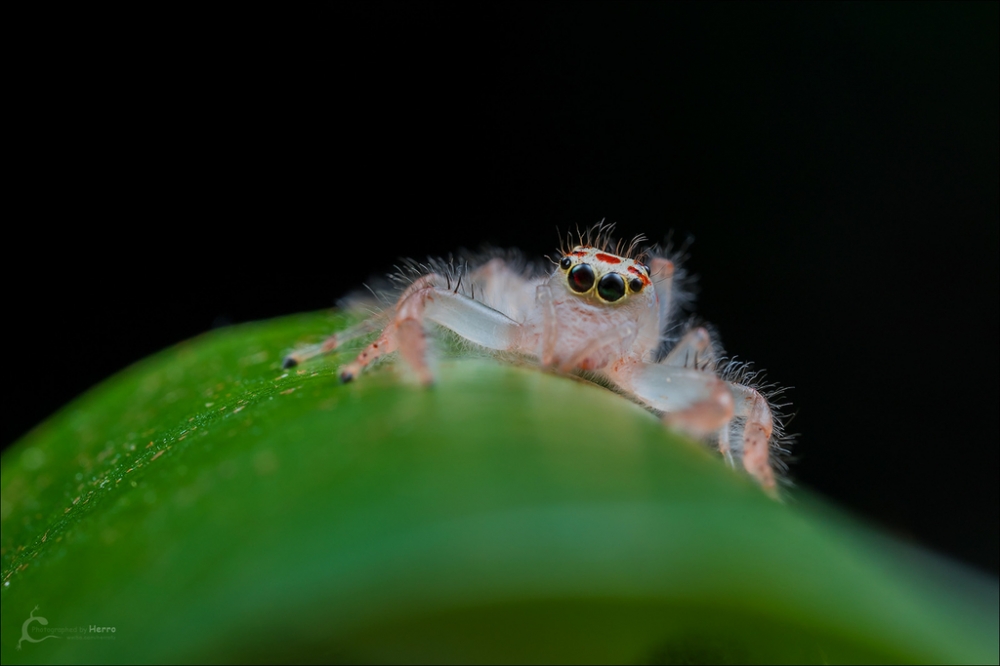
[282,355,299,369]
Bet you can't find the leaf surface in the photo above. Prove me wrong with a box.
[2,312,996,664]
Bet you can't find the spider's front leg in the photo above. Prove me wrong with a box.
[339,274,523,385]
[728,383,777,491]
[608,352,779,495]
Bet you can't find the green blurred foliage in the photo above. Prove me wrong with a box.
[1,312,996,664]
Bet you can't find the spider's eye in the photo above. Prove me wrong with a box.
[568,263,595,292]
[641,264,651,275]
[598,273,626,302]
[629,277,644,293]
[559,256,573,270]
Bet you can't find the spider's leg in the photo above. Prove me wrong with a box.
[717,421,735,469]
[649,256,675,332]
[337,324,399,382]
[611,362,735,438]
[659,326,737,464]
[282,314,389,369]
[341,274,522,385]
[616,353,779,494]
[470,257,534,315]
[607,359,786,491]
[661,327,716,369]
[536,283,559,367]
[729,383,778,495]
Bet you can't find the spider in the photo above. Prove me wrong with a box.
[284,225,789,495]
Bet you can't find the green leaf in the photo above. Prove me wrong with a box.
[2,311,996,664]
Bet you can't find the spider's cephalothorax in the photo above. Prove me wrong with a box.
[283,225,789,496]
[532,245,663,373]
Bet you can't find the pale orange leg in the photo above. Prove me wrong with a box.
[731,385,777,495]
[340,276,438,385]
[609,361,781,491]
[339,273,521,385]
[283,314,388,369]
[338,329,397,383]
[659,374,735,438]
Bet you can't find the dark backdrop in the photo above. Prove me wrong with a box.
[7,3,998,576]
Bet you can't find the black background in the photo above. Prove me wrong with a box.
[7,3,998,575]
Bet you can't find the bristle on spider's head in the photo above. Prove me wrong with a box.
[557,221,649,262]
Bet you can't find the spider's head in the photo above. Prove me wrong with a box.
[556,246,652,305]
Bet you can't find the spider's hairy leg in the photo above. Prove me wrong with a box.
[609,361,735,437]
[469,257,529,313]
[340,274,522,385]
[610,360,779,483]
[536,284,558,367]
[611,349,781,496]
[337,326,398,383]
[648,256,676,330]
[659,326,736,464]
[729,383,778,496]
[662,327,716,368]
[282,314,390,369]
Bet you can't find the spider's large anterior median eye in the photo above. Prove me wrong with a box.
[598,273,626,302]
[568,263,595,292]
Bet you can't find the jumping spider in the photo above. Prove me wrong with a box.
[284,225,789,494]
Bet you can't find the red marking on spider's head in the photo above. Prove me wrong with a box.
[595,252,622,264]
[570,250,587,257]
[626,266,651,286]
